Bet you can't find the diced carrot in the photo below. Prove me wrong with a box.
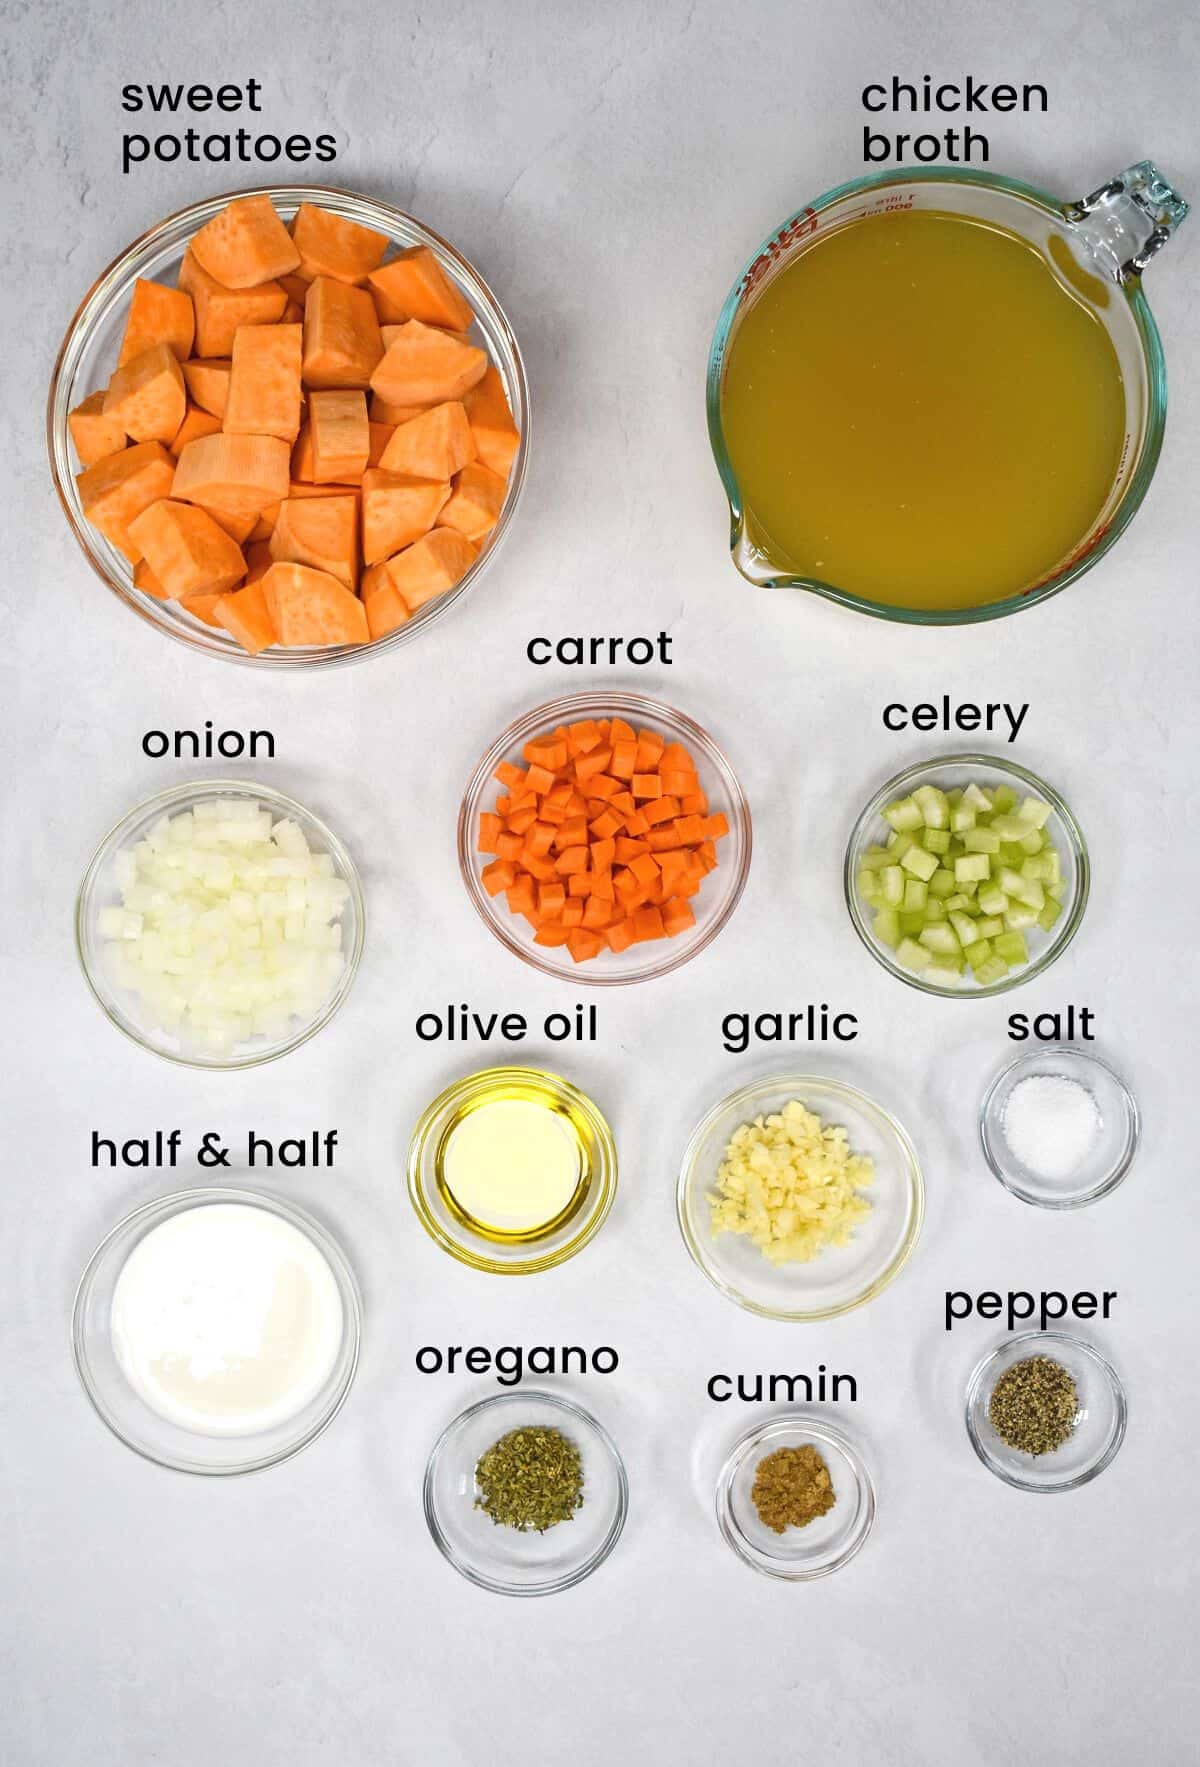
[525,763,555,794]
[679,791,709,815]
[372,527,476,612]
[379,401,475,480]
[308,389,370,483]
[663,897,697,938]
[259,560,369,647]
[646,827,683,852]
[494,760,524,788]
[643,796,680,826]
[190,194,300,289]
[674,814,706,845]
[659,743,692,771]
[631,773,663,800]
[103,344,186,445]
[521,851,558,883]
[610,718,636,743]
[182,358,231,417]
[506,875,537,916]
[562,900,584,928]
[538,882,566,917]
[703,813,731,840]
[575,746,613,782]
[213,580,277,655]
[477,812,503,852]
[179,251,287,356]
[127,499,246,598]
[635,731,666,770]
[361,469,450,564]
[698,839,719,872]
[118,279,194,365]
[553,816,588,849]
[633,905,666,942]
[170,404,222,457]
[567,872,592,897]
[506,807,538,835]
[630,853,661,889]
[438,461,506,542]
[291,203,388,284]
[605,920,637,954]
[76,441,176,562]
[658,851,690,896]
[591,869,615,903]
[524,737,568,770]
[609,740,637,778]
[495,832,524,861]
[567,929,604,963]
[590,837,616,872]
[586,774,620,800]
[367,247,475,331]
[370,319,487,406]
[582,896,613,930]
[567,719,602,755]
[172,432,291,518]
[463,364,520,476]
[589,809,622,840]
[554,846,589,876]
[359,562,410,640]
[534,923,570,948]
[302,278,383,389]
[623,809,651,837]
[269,495,358,591]
[222,324,303,441]
[482,859,517,897]
[525,821,555,858]
[68,391,126,467]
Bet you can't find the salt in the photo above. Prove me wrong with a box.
[1001,1073,1102,1181]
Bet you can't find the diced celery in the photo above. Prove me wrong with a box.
[944,893,971,913]
[946,787,963,808]
[873,907,901,948]
[963,828,1000,855]
[913,785,949,829]
[954,853,991,884]
[964,938,993,971]
[898,911,925,936]
[973,955,1011,986]
[993,930,1029,965]
[990,814,1028,841]
[1003,905,1039,931]
[919,923,960,955]
[881,865,904,906]
[963,782,993,812]
[857,869,880,902]
[999,841,1028,867]
[923,898,947,923]
[977,882,1008,917]
[859,845,893,872]
[991,785,1017,813]
[883,796,924,832]
[901,845,939,882]
[923,828,951,855]
[1018,828,1045,855]
[959,879,980,898]
[1045,850,1062,886]
[903,879,928,912]
[925,956,966,985]
[887,831,915,860]
[949,911,979,947]
[928,868,957,899]
[1037,897,1063,932]
[975,915,1005,939]
[950,804,977,832]
[1047,881,1065,903]
[896,937,931,972]
[1018,795,1052,829]
[1020,855,1052,882]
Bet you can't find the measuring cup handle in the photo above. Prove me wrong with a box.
[1066,160,1189,282]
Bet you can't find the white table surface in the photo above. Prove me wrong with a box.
[3,1,1197,1760]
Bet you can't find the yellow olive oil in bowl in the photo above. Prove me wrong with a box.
[720,208,1125,613]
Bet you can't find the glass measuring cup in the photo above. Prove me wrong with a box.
[707,161,1188,625]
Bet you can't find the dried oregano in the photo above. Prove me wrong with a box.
[474,1425,584,1532]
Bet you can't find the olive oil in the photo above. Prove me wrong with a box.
[433,1073,594,1245]
[720,208,1126,613]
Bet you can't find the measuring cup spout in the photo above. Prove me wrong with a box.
[1066,160,1189,282]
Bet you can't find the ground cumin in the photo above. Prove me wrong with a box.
[751,1444,836,1533]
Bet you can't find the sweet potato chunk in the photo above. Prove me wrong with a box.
[179,252,287,357]
[260,561,369,647]
[438,461,506,541]
[181,358,231,417]
[361,470,450,565]
[370,392,430,427]
[190,194,300,289]
[126,499,246,598]
[223,325,303,441]
[308,389,369,483]
[370,320,487,406]
[76,441,176,562]
[268,495,358,589]
[292,204,388,284]
[170,404,222,457]
[68,391,125,467]
[464,364,520,476]
[172,432,291,519]
[372,527,477,613]
[118,279,195,365]
[214,580,277,654]
[302,278,383,389]
[360,563,411,640]
[103,343,187,445]
[367,247,474,331]
[378,401,474,480]
[133,557,170,600]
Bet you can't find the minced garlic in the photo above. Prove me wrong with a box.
[708,1100,874,1265]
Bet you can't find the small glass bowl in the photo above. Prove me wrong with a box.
[72,1186,362,1476]
[980,1044,1140,1208]
[844,754,1089,998]
[677,1073,923,1321]
[76,778,365,1069]
[407,1066,617,1274]
[965,1331,1127,1492]
[47,183,528,669]
[423,1390,628,1596]
[458,691,752,985]
[716,1416,875,1580]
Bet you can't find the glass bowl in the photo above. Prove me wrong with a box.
[458,691,752,985]
[980,1044,1140,1208]
[965,1331,1127,1492]
[844,753,1089,998]
[423,1390,628,1596]
[47,183,528,669]
[72,1186,362,1476]
[407,1066,618,1274]
[76,778,365,1069]
[677,1073,923,1320]
[716,1416,875,1580]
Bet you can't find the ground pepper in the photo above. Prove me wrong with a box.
[751,1444,836,1533]
[474,1425,584,1532]
[988,1355,1079,1455]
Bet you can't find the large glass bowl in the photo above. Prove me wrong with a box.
[72,1186,362,1477]
[844,754,1089,998]
[48,184,528,669]
[458,691,752,985]
[677,1073,923,1320]
[76,778,364,1069]
[423,1390,628,1596]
